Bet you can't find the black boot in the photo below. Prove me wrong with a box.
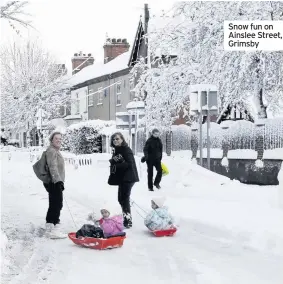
[123,213,132,228]
[149,188,154,191]
[154,184,161,190]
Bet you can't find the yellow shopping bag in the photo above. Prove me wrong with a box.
[161,163,169,176]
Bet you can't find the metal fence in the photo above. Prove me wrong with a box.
[136,118,283,152]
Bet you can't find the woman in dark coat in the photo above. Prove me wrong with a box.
[108,132,139,228]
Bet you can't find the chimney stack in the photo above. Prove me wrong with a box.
[103,38,130,64]
[71,52,95,75]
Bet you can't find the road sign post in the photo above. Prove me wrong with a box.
[189,85,218,169]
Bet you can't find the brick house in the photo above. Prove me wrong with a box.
[67,4,188,127]
[67,39,135,123]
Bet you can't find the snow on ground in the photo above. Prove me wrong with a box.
[1,150,283,284]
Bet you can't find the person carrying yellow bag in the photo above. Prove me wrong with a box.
[141,128,163,191]
[161,163,169,176]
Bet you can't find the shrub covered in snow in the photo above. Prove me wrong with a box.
[61,120,115,154]
[227,120,255,150]
[172,125,191,151]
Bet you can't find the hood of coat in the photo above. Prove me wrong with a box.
[152,197,166,208]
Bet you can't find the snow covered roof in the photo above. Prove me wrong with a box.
[116,112,129,116]
[64,115,82,120]
[126,100,145,110]
[245,95,283,119]
[68,51,131,87]
[189,84,218,92]
[67,119,115,131]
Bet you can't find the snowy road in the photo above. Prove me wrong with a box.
[1,151,283,284]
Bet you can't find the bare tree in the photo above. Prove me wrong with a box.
[0,1,32,31]
[0,40,71,145]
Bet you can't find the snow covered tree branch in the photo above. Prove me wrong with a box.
[0,1,32,31]
[133,1,283,123]
[0,40,71,135]
[131,57,190,132]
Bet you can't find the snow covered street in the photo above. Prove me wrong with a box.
[1,151,283,284]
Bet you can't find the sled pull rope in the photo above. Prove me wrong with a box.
[130,199,148,214]
[64,196,78,229]
[130,199,148,220]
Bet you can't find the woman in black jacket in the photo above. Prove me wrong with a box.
[108,132,139,228]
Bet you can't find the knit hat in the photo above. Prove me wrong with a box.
[152,197,166,208]
[152,128,159,134]
[100,209,110,215]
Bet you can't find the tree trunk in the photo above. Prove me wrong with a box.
[254,88,267,119]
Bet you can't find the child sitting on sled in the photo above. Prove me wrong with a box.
[144,197,175,231]
[87,209,124,237]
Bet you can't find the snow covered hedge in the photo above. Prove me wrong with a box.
[61,120,115,154]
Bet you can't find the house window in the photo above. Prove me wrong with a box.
[129,79,135,100]
[88,87,94,106]
[76,93,80,114]
[84,90,88,112]
[97,87,103,105]
[116,82,121,106]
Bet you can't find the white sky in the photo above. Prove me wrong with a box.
[1,0,176,74]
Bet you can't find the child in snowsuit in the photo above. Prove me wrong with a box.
[88,209,124,238]
[144,197,174,231]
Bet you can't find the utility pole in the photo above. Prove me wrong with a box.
[144,3,150,140]
[144,3,149,65]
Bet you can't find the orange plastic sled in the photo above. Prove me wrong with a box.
[68,232,126,250]
[151,227,177,237]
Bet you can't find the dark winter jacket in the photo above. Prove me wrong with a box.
[143,136,163,162]
[108,145,139,186]
[76,224,105,239]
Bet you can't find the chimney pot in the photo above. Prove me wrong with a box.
[72,51,94,74]
[103,36,130,64]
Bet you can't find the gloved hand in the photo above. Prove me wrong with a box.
[141,157,146,163]
[112,154,124,163]
[55,181,64,191]
[87,212,97,222]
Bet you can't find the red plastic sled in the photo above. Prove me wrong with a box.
[68,233,126,250]
[151,227,177,237]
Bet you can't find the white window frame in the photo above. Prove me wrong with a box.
[97,87,103,105]
[88,88,94,106]
[75,93,80,114]
[84,90,88,113]
[116,82,121,106]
